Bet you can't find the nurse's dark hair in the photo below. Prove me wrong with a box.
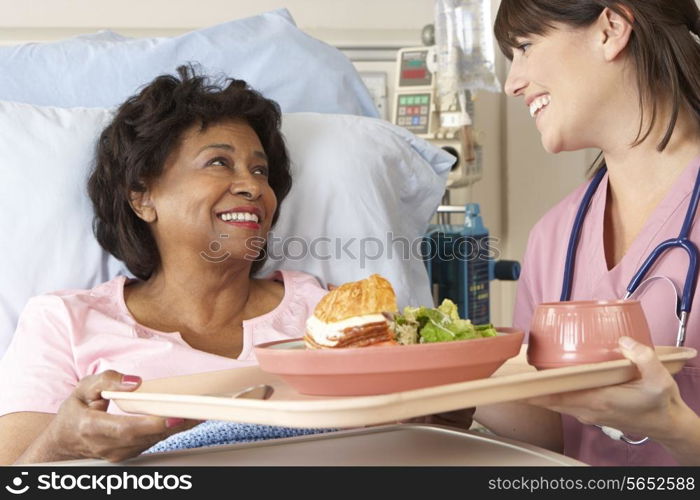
[87,64,291,279]
[494,0,700,156]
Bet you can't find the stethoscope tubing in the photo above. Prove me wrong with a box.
[559,163,700,445]
[560,167,607,302]
[561,164,699,332]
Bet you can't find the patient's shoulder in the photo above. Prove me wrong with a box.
[279,269,326,290]
[284,270,328,304]
[14,276,130,339]
[269,269,328,310]
[31,275,128,313]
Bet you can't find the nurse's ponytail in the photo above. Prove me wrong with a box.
[692,16,700,38]
[615,0,700,154]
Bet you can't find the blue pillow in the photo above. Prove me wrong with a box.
[0,9,378,117]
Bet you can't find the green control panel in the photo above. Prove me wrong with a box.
[394,47,436,137]
[395,93,431,134]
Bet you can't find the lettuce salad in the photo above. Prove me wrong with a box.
[390,299,498,345]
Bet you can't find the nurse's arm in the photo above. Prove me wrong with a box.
[528,337,700,465]
[658,406,700,466]
[473,402,563,452]
[607,338,700,465]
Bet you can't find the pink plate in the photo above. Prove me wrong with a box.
[254,328,525,396]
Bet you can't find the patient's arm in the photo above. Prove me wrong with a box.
[1,370,199,464]
[474,402,563,452]
[0,412,54,464]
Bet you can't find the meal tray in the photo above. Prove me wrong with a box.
[103,346,696,429]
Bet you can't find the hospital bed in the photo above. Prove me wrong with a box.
[41,425,584,466]
[0,9,576,466]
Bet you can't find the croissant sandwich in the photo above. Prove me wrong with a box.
[304,274,399,348]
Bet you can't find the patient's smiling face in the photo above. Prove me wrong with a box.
[139,119,277,266]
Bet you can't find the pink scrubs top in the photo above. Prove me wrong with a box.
[513,156,700,466]
[0,270,327,417]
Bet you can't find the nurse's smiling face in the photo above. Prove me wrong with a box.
[504,22,623,154]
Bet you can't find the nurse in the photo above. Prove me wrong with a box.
[474,0,700,465]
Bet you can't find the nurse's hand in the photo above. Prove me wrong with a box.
[526,337,700,463]
[17,370,199,463]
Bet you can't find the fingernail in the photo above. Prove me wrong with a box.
[121,375,141,386]
[166,418,185,428]
[619,336,637,350]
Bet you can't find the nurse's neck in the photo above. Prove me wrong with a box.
[599,104,700,268]
[602,105,700,212]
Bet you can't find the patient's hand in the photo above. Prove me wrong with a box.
[399,408,476,430]
[17,370,199,464]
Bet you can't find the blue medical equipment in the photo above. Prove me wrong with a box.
[424,203,520,324]
[562,164,700,445]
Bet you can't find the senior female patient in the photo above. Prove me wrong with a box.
[0,66,328,464]
[474,0,700,466]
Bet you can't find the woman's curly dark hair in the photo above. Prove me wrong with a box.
[88,65,292,280]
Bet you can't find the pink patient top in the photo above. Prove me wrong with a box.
[0,269,327,417]
[513,156,700,466]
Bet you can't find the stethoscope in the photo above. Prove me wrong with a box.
[561,164,700,445]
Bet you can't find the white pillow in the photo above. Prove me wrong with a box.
[0,102,451,357]
[72,30,130,43]
[0,9,377,117]
[0,103,123,356]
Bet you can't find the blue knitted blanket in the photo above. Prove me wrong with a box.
[145,421,336,453]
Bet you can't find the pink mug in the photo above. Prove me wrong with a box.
[527,299,653,369]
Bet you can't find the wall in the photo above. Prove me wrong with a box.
[0,0,433,30]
